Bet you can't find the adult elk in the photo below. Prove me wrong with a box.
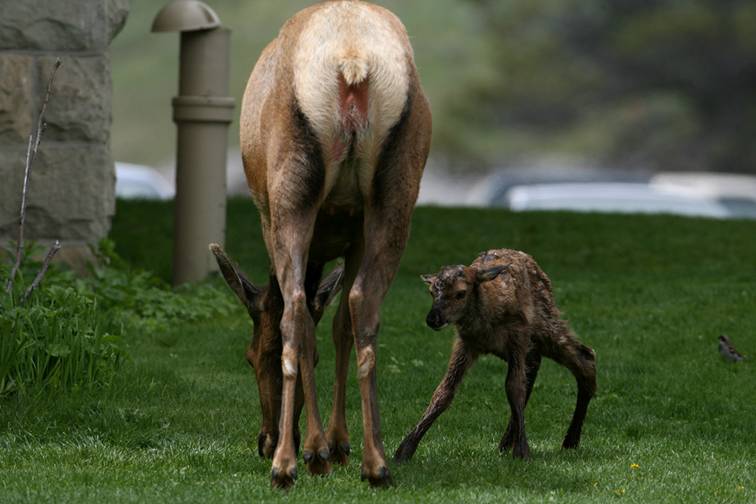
[232,0,431,488]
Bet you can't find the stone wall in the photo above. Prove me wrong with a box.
[0,0,129,246]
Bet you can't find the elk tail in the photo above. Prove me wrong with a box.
[339,50,369,86]
[337,50,370,133]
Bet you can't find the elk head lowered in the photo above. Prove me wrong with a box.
[209,243,343,458]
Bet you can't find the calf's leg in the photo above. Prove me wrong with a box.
[556,341,597,449]
[394,338,477,462]
[499,351,541,453]
[505,348,530,459]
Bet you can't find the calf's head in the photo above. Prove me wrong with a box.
[421,263,508,329]
[209,244,343,457]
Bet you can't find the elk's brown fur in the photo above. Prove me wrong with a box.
[210,244,343,460]
[230,0,431,488]
[394,249,597,463]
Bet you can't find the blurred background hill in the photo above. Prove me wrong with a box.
[112,0,756,175]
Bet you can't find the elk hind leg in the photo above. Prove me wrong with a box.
[505,349,531,459]
[555,340,597,449]
[269,214,326,485]
[499,351,541,453]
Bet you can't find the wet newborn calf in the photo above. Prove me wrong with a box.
[394,249,596,462]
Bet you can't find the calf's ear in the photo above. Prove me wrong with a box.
[475,264,509,283]
[310,264,345,323]
[420,274,436,286]
[209,243,263,316]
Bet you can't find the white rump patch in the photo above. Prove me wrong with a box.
[293,1,412,196]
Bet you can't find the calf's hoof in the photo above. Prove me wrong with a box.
[562,435,581,449]
[361,464,392,488]
[498,430,514,454]
[512,443,530,460]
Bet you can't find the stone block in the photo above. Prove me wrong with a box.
[39,56,112,144]
[0,144,115,242]
[0,145,26,235]
[107,0,131,43]
[0,1,108,51]
[0,55,34,143]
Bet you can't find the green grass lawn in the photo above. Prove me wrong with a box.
[2,201,755,502]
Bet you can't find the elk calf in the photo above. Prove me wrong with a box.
[394,249,597,462]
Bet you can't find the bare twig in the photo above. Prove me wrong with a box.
[5,58,61,295]
[21,241,61,304]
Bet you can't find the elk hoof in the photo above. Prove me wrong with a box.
[257,432,277,459]
[329,441,351,465]
[361,464,392,488]
[498,430,514,454]
[512,443,531,460]
[257,433,266,458]
[270,465,297,489]
[562,435,580,449]
[303,448,331,476]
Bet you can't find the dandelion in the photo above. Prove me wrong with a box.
[630,463,640,470]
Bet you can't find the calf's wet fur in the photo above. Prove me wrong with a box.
[394,248,597,462]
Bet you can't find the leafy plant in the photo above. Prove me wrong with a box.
[81,239,237,335]
[1,240,236,398]
[0,285,123,396]
[1,58,232,398]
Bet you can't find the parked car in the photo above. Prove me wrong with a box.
[468,164,649,207]
[115,162,174,200]
[650,172,756,218]
[503,182,738,218]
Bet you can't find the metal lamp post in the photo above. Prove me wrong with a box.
[152,0,234,286]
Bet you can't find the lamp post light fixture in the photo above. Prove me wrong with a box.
[152,0,234,286]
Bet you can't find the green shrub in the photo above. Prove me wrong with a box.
[0,286,123,396]
[80,240,237,335]
[0,241,236,398]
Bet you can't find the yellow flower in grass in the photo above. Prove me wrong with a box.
[630,463,640,470]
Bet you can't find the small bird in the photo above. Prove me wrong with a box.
[719,335,745,363]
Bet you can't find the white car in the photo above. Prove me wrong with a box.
[504,182,740,219]
[650,172,756,200]
[115,162,174,200]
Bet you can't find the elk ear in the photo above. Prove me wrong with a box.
[209,243,263,315]
[514,266,536,325]
[476,264,509,283]
[420,274,436,286]
[310,264,345,323]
